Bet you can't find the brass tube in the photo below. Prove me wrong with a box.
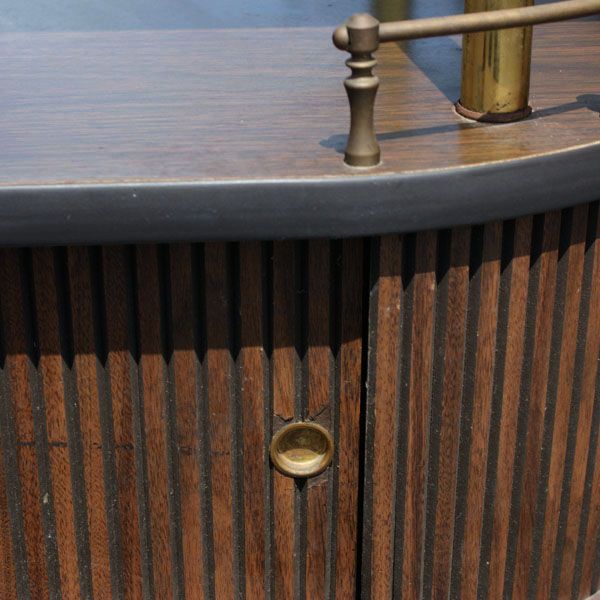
[332,0,600,49]
[458,0,533,121]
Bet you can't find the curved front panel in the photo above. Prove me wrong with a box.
[0,203,599,599]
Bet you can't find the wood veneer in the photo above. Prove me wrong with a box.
[0,204,599,599]
[0,23,599,186]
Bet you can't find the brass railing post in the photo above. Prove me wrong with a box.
[343,14,381,167]
[457,0,534,122]
[332,0,600,167]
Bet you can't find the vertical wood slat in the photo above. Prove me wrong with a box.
[510,211,562,599]
[485,216,533,600]
[578,204,600,599]
[333,238,364,600]
[31,248,81,599]
[67,246,113,599]
[398,231,437,600]
[169,244,206,600]
[239,242,268,600]
[135,245,177,599]
[458,222,503,600]
[535,205,589,600]
[203,242,238,600]
[0,438,17,598]
[102,246,145,600]
[0,250,50,600]
[305,240,332,600]
[428,227,471,600]
[362,235,403,600]
[272,241,298,600]
[0,205,599,600]
[555,202,600,600]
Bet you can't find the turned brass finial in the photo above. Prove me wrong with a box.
[333,0,600,167]
[338,14,381,167]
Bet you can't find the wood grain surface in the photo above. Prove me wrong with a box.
[0,203,598,598]
[0,23,599,186]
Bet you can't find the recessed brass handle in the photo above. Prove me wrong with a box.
[332,0,600,167]
[270,422,334,478]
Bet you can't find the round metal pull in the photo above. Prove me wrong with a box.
[270,422,334,478]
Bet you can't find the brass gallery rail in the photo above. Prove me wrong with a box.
[332,0,600,166]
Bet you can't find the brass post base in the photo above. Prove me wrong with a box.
[455,101,532,123]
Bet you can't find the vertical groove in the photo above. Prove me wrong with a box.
[230,243,246,600]
[358,236,380,600]
[159,246,185,600]
[355,236,374,600]
[503,213,546,598]
[392,233,415,600]
[293,241,308,600]
[550,206,596,597]
[325,240,342,600]
[527,208,573,600]
[263,242,274,600]
[21,249,62,600]
[476,220,516,598]
[126,246,155,600]
[191,243,215,600]
[449,225,484,600]
[54,247,94,600]
[422,230,451,600]
[89,247,124,600]
[0,314,32,600]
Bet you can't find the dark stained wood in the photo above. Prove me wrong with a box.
[511,211,562,599]
[305,240,332,599]
[579,210,600,600]
[535,205,589,600]
[101,246,144,600]
[31,248,81,599]
[67,246,113,599]
[430,227,470,600]
[0,204,599,599]
[333,239,364,599]
[272,241,297,600]
[560,206,600,599]
[486,216,533,600]
[0,443,16,598]
[367,234,403,600]
[203,243,237,600]
[0,24,598,186]
[0,249,49,600]
[458,222,502,599]
[239,242,268,599]
[399,231,437,599]
[135,245,175,599]
[169,244,206,600]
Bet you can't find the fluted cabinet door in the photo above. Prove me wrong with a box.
[0,204,599,599]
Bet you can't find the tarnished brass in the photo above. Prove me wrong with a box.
[333,0,600,166]
[458,0,533,122]
[270,422,334,478]
[342,13,381,167]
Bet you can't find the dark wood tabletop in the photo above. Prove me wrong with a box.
[1,23,599,185]
[0,21,598,243]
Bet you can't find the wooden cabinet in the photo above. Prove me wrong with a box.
[1,208,599,598]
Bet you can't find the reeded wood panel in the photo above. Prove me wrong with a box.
[361,203,600,600]
[0,241,364,600]
[0,204,599,599]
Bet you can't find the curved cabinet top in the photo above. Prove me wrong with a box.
[0,23,599,244]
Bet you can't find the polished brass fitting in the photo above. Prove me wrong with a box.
[457,0,534,122]
[333,0,600,167]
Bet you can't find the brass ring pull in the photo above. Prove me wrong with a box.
[270,422,334,478]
